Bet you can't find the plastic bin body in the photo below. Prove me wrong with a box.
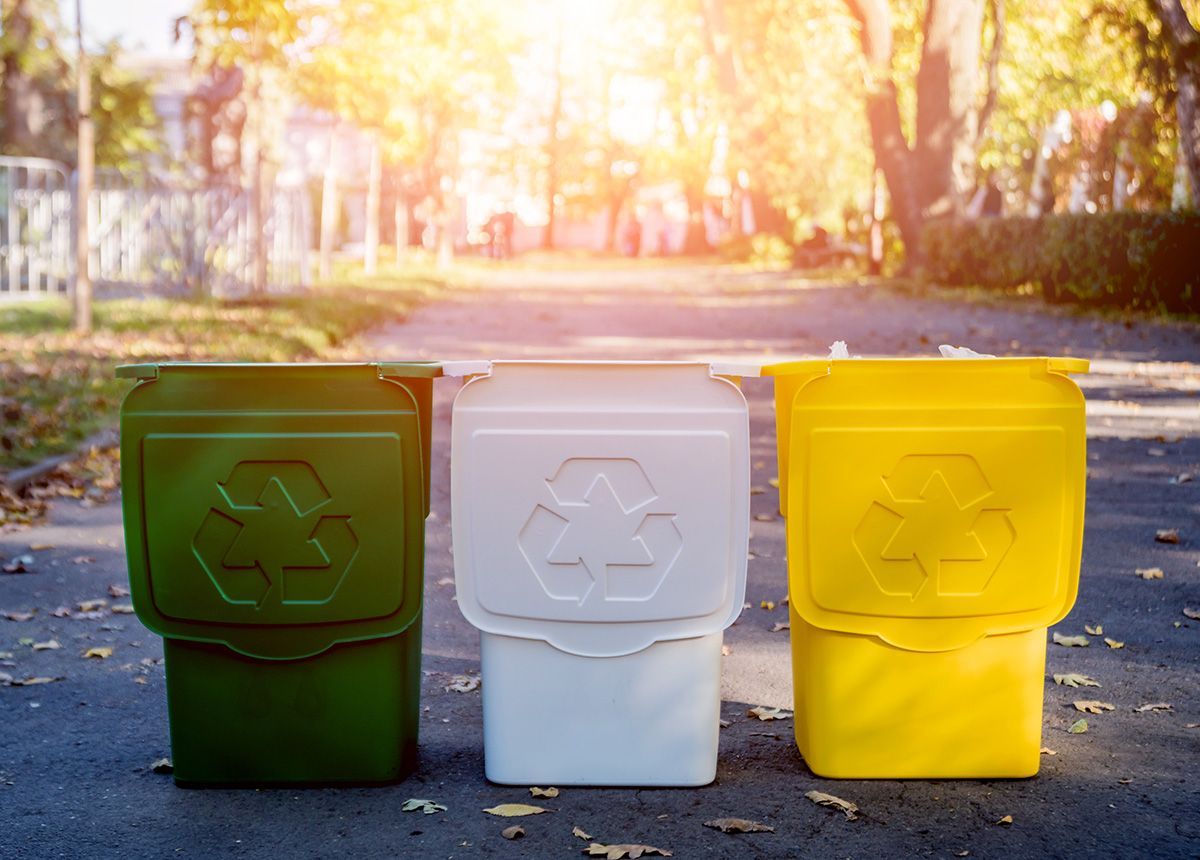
[119,362,438,785]
[450,361,750,786]
[767,357,1088,779]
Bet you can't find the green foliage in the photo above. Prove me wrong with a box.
[717,231,794,266]
[923,213,1200,312]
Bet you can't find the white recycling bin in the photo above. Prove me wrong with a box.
[448,360,752,786]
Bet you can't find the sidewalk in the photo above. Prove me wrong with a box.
[2,266,1197,859]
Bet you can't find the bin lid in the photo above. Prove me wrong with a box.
[118,362,438,659]
[450,360,751,657]
[767,356,1089,652]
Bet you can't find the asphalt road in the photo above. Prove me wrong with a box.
[2,267,1198,859]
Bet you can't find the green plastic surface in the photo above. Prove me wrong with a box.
[118,362,436,785]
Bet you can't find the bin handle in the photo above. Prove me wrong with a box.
[440,360,494,378]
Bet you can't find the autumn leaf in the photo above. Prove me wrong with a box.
[501,825,525,840]
[111,604,135,615]
[1052,632,1089,647]
[1104,638,1125,649]
[754,514,774,522]
[32,640,61,651]
[444,674,480,693]
[583,843,671,859]
[718,719,731,728]
[760,600,776,611]
[1083,624,1103,635]
[703,818,774,833]
[1154,529,1180,544]
[0,674,63,687]
[1073,700,1115,714]
[3,610,35,622]
[401,798,446,815]
[483,804,548,817]
[995,815,1014,826]
[1040,747,1057,755]
[573,826,593,841]
[1068,718,1089,734]
[77,599,107,612]
[84,647,113,659]
[1135,568,1164,580]
[1132,703,1172,713]
[720,645,731,657]
[107,584,130,598]
[150,758,174,774]
[805,790,858,821]
[530,786,559,798]
[747,706,792,721]
[1183,608,1200,621]
[71,556,95,565]
[771,622,790,633]
[1171,472,1194,484]
[767,477,780,488]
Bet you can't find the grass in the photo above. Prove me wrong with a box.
[0,271,447,472]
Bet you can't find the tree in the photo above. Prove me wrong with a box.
[1148,0,1200,199]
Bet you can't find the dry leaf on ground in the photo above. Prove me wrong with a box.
[107,584,130,598]
[1154,529,1180,544]
[573,826,594,841]
[760,600,775,611]
[32,640,60,651]
[805,790,858,820]
[754,514,774,522]
[501,825,525,840]
[1133,702,1172,713]
[1084,624,1103,635]
[1104,638,1125,649]
[771,622,789,633]
[3,611,35,622]
[718,719,731,728]
[703,818,774,833]
[1052,632,1089,647]
[1040,747,1057,755]
[1068,718,1089,734]
[1135,568,1164,580]
[1171,472,1194,484]
[996,815,1014,826]
[1147,447,1166,457]
[1054,673,1100,688]
[767,477,780,488]
[1073,700,1115,714]
[583,843,671,859]
[77,599,107,612]
[720,645,731,656]
[444,674,480,693]
[530,786,559,798]
[1,674,63,686]
[747,706,792,721]
[401,798,446,815]
[83,647,113,659]
[111,604,134,615]
[150,758,173,774]
[1183,608,1200,621]
[483,803,548,817]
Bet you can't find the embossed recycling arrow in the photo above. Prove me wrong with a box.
[192,461,359,608]
[852,454,1015,599]
[517,458,683,605]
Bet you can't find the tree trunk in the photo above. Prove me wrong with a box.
[913,0,986,217]
[682,184,710,254]
[1150,0,1200,198]
[394,194,411,265]
[844,0,924,264]
[364,131,381,274]
[1,0,49,155]
[318,126,341,281]
[542,16,564,251]
[72,0,92,333]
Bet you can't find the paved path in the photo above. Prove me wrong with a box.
[2,266,1198,859]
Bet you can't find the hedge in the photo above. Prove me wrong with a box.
[922,212,1200,313]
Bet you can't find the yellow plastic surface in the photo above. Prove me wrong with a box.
[767,357,1088,778]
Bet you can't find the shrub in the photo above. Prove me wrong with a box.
[922,212,1200,313]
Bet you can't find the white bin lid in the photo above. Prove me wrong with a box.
[450,361,751,657]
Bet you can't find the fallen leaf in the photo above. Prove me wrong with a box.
[720,645,731,657]
[1135,567,1164,580]
[1147,447,1166,457]
[583,843,671,859]
[50,607,72,618]
[1185,723,1199,729]
[150,758,173,774]
[1,675,63,687]
[401,798,446,815]
[29,543,54,551]
[1052,632,1089,647]
[530,786,559,798]
[1068,718,1089,734]
[73,610,105,621]
[747,706,792,721]
[32,640,61,651]
[760,600,775,611]
[3,611,35,622]
[2,556,32,574]
[107,584,130,598]
[805,790,858,821]
[111,604,135,615]
[1154,529,1180,544]
[1183,608,1200,621]
[768,477,780,488]
[573,826,593,841]
[1118,778,1132,785]
[71,556,95,565]
[1171,472,1194,484]
[1132,702,1172,713]
[1104,638,1125,649]
[1073,700,1115,714]
[771,622,790,633]
[995,815,1014,826]
[1040,747,1057,755]
[718,719,731,729]
[502,825,525,840]
[444,674,480,693]
[435,577,454,586]
[750,486,766,495]
[483,804,548,817]
[83,647,113,659]
[77,599,107,612]
[703,818,774,833]
[754,514,774,522]
[1084,624,1103,635]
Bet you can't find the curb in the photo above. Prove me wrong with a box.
[0,428,119,493]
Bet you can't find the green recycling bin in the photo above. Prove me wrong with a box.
[118,362,439,786]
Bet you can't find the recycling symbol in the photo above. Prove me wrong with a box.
[852,454,1015,599]
[192,461,359,608]
[517,458,683,605]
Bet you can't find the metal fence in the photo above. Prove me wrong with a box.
[0,156,310,300]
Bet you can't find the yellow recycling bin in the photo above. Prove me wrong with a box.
[766,356,1089,778]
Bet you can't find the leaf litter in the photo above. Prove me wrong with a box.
[401,799,446,815]
[1052,632,1089,647]
[583,843,671,859]
[483,803,548,817]
[805,790,858,820]
[1073,701,1114,714]
[1054,673,1100,688]
[747,706,792,721]
[703,818,774,833]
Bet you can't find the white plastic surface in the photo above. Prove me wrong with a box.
[480,630,724,786]
[450,361,751,658]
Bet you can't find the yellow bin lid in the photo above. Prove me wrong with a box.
[766,357,1089,652]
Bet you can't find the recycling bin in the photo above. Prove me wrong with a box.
[766,356,1089,778]
[448,360,753,786]
[118,362,440,785]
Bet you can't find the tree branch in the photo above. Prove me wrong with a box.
[977,0,1005,142]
